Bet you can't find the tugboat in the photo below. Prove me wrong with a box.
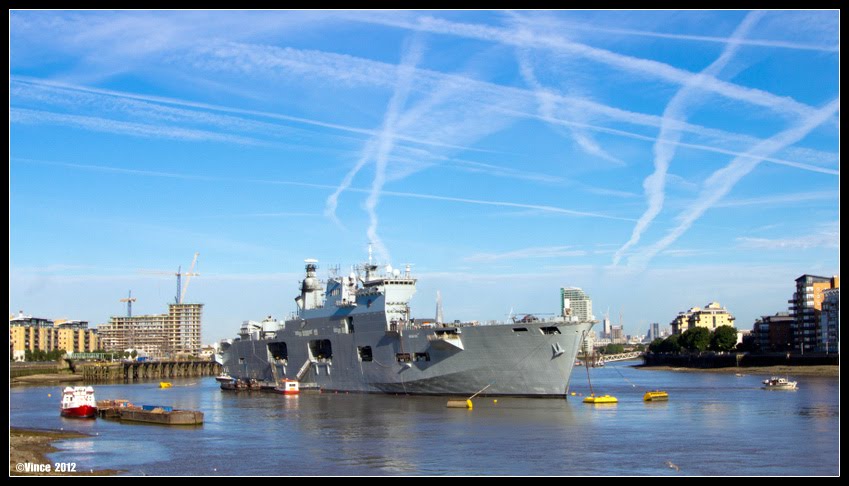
[762,377,797,390]
[60,386,97,418]
[273,379,300,395]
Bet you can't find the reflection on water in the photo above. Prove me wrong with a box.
[9,366,839,476]
[53,439,170,468]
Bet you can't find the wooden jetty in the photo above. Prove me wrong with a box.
[78,360,222,383]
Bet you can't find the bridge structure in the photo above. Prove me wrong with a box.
[596,351,643,366]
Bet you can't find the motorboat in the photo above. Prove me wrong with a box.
[762,377,797,390]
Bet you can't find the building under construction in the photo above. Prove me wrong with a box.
[98,303,203,359]
[98,253,203,359]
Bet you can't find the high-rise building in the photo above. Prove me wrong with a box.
[788,275,838,353]
[98,303,203,359]
[610,325,624,344]
[648,322,660,341]
[752,312,793,352]
[820,288,839,353]
[560,287,593,322]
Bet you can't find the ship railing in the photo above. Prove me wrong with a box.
[427,328,462,340]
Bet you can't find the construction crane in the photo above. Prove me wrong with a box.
[138,253,200,304]
[179,252,200,304]
[119,290,137,317]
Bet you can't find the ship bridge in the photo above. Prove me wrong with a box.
[292,258,417,333]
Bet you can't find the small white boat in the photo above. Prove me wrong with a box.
[214,373,233,383]
[762,377,797,390]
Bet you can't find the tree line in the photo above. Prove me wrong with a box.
[648,325,738,353]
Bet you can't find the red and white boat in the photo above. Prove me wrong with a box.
[273,379,300,395]
[60,386,97,418]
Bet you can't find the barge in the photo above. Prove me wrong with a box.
[97,400,203,425]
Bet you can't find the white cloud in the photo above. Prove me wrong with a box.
[10,107,261,145]
[464,246,588,263]
[736,223,839,250]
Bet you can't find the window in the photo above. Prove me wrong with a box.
[358,346,373,362]
[540,327,561,335]
[396,353,412,363]
[414,352,430,362]
[512,327,528,333]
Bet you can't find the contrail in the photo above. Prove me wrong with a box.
[354,13,822,120]
[516,49,623,166]
[627,97,840,269]
[14,157,632,222]
[612,12,764,266]
[365,37,425,263]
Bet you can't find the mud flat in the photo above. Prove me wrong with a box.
[9,427,122,476]
[633,364,838,377]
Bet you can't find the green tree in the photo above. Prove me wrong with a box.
[679,327,711,352]
[655,335,682,353]
[710,325,738,352]
[649,338,665,353]
[603,343,625,355]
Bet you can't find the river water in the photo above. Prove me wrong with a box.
[9,362,839,476]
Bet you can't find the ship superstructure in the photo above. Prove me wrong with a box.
[221,258,593,396]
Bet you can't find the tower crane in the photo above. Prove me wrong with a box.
[179,252,200,304]
[119,290,137,317]
[139,252,200,304]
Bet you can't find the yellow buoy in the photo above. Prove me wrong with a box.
[583,394,618,404]
[447,399,473,409]
[643,391,669,402]
[493,399,498,404]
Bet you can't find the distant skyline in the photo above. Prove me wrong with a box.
[9,10,839,342]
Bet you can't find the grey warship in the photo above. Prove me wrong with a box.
[221,258,593,397]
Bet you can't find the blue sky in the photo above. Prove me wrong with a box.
[9,10,839,343]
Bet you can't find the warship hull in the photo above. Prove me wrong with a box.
[222,258,593,397]
[223,319,592,397]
